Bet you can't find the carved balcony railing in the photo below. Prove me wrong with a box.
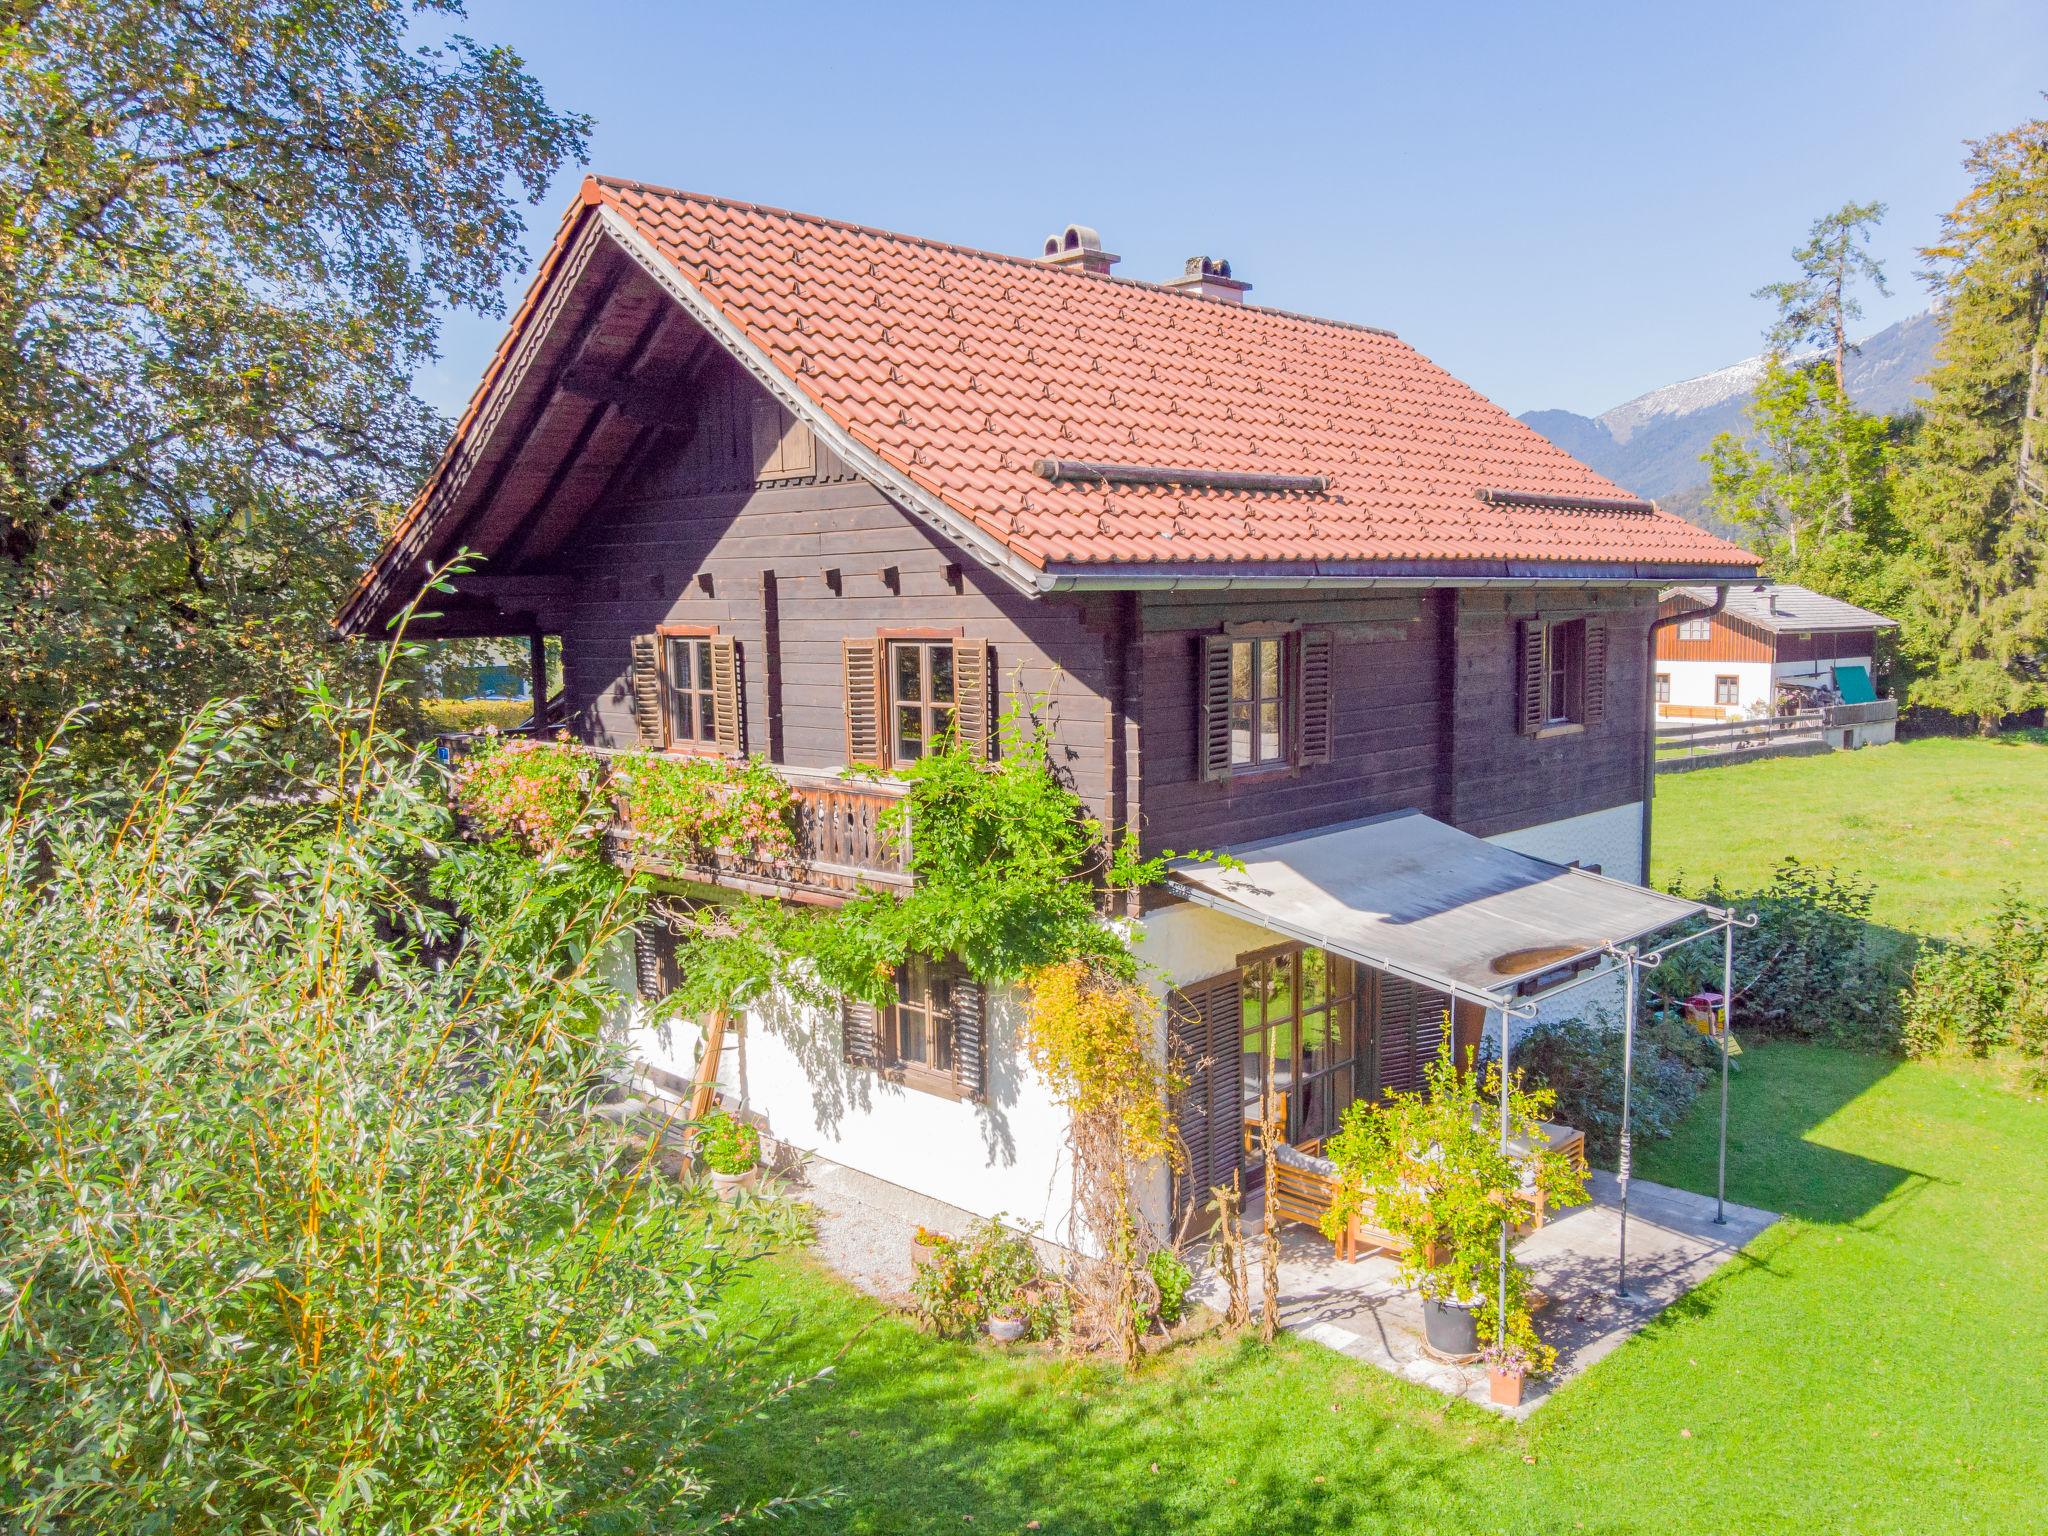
[443,735,911,901]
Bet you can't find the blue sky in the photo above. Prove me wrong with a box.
[422,0,2048,421]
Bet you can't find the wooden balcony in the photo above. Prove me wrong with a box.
[607,766,911,902]
[443,735,911,902]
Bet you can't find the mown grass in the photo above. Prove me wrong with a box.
[1650,733,2048,945]
[695,1043,2048,1534]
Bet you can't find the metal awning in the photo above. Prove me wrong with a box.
[1165,809,1705,1004]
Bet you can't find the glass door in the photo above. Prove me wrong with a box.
[1239,948,1366,1169]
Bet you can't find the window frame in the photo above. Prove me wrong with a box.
[1235,943,1365,1152]
[1542,617,1588,728]
[1678,616,1713,642]
[880,953,962,1098]
[1225,634,1291,771]
[1654,671,1672,704]
[885,634,960,768]
[1715,674,1741,707]
[655,622,722,753]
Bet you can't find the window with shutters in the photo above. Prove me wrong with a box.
[663,636,718,747]
[888,640,956,764]
[1197,629,1331,779]
[1239,947,1365,1152]
[1518,616,1605,733]
[842,953,984,1100]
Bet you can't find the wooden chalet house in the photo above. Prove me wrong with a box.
[341,180,1759,1239]
[1654,583,1899,746]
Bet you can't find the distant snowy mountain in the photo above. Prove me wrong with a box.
[1518,311,1940,505]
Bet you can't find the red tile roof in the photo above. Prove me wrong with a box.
[585,177,1756,579]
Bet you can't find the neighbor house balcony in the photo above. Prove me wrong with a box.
[443,735,911,902]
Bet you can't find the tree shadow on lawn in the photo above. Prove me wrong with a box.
[696,1280,1516,1535]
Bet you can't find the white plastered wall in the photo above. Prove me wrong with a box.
[613,959,1079,1249]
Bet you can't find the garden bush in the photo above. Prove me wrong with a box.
[0,689,824,1531]
[1903,891,2048,1078]
[908,1218,1065,1342]
[1657,858,1900,1047]
[1491,1013,1716,1162]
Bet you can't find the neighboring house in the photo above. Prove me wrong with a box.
[339,178,1758,1244]
[1654,584,1899,746]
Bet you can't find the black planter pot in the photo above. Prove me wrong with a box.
[1420,1295,1481,1358]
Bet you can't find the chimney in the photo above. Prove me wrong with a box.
[1164,255,1251,304]
[1038,223,1119,276]
[1767,589,1783,617]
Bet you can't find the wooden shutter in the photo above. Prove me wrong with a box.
[1516,619,1547,735]
[840,995,880,1068]
[1197,635,1234,781]
[1582,618,1609,726]
[950,973,987,1102]
[630,633,666,748]
[1167,969,1245,1227]
[1296,629,1333,765]
[1374,976,1451,1096]
[708,634,743,756]
[952,639,993,761]
[842,637,884,768]
[634,921,675,1001]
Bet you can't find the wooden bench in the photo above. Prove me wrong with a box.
[1266,1119,1587,1262]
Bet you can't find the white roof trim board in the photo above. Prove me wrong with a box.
[1165,810,1705,1003]
[1677,583,1898,634]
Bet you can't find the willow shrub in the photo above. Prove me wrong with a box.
[0,698,824,1532]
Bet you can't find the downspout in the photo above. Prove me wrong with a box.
[1641,585,1728,881]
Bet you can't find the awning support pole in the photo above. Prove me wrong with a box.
[1616,944,1638,1300]
[1716,915,1734,1225]
[1497,1004,1511,1344]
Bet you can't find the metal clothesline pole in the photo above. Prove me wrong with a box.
[1717,914,1734,1225]
[1498,1002,1511,1341]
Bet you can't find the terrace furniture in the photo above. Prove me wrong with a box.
[1265,1116,1588,1260]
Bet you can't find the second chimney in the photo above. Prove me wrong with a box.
[1164,255,1251,303]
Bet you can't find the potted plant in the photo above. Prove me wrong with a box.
[696,1107,761,1200]
[909,1216,1063,1344]
[1480,1309,1558,1406]
[911,1225,952,1272]
[985,1309,1028,1344]
[1320,1040,1586,1361]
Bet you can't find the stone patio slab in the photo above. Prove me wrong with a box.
[1192,1171,1775,1417]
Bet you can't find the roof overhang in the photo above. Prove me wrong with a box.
[1165,809,1705,1005]
[1038,559,1761,593]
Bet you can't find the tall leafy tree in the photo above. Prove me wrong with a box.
[1900,110,2048,729]
[0,0,589,767]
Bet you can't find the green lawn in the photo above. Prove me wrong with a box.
[697,1043,2048,1534]
[1650,734,2048,944]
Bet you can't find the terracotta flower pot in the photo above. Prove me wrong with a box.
[708,1166,758,1202]
[911,1234,950,1271]
[1488,1364,1526,1407]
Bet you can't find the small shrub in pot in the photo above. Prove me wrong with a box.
[696,1108,761,1198]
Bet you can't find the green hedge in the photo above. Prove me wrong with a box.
[417,697,531,734]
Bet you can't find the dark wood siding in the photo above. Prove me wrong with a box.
[541,349,1117,820]
[1774,628,1878,664]
[1135,589,1443,854]
[1444,589,1653,839]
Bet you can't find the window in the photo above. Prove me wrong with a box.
[1229,637,1286,769]
[1541,618,1586,724]
[1715,674,1740,707]
[664,636,718,747]
[1655,672,1671,704]
[888,640,956,763]
[884,953,955,1086]
[1678,617,1712,642]
[1517,616,1606,735]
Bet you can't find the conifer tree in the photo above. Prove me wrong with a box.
[1900,110,2048,730]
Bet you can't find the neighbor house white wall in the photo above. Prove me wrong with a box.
[1655,658,1772,719]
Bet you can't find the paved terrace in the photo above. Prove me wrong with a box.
[1193,1171,1777,1418]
